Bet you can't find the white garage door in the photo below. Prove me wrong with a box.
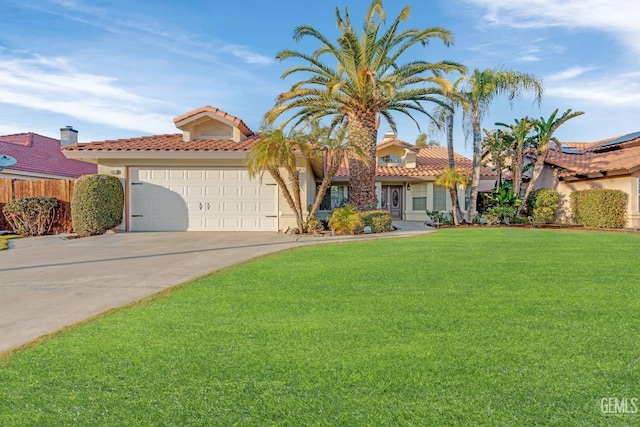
[129,167,278,231]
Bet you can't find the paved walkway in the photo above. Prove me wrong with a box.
[0,222,433,354]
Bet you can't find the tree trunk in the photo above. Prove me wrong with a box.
[517,154,545,216]
[308,155,341,219]
[446,109,464,224]
[347,111,378,211]
[268,168,303,232]
[465,109,482,223]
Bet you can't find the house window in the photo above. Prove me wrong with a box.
[412,184,427,211]
[319,185,347,210]
[379,154,402,165]
[433,185,448,211]
[464,186,472,211]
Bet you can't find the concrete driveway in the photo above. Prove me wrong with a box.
[0,222,432,354]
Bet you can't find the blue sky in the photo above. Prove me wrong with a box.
[1,0,639,157]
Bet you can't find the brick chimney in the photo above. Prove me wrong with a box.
[60,126,78,146]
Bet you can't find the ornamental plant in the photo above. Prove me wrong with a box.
[72,174,124,236]
[571,189,627,228]
[328,204,363,235]
[2,197,59,236]
[360,210,392,233]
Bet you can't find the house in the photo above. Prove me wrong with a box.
[538,130,640,228]
[0,127,96,180]
[63,106,495,232]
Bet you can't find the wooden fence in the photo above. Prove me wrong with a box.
[0,179,75,233]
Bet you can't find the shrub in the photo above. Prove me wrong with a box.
[303,215,325,234]
[570,189,627,228]
[72,174,124,237]
[483,205,516,225]
[528,189,560,225]
[328,204,363,235]
[2,197,59,236]
[359,210,392,233]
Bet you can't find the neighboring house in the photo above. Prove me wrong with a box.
[538,130,640,228]
[0,127,96,180]
[63,106,495,232]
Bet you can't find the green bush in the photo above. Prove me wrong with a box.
[303,215,325,234]
[570,189,627,228]
[360,210,392,233]
[328,204,363,235]
[528,189,560,225]
[72,174,124,237]
[2,197,59,236]
[483,205,516,225]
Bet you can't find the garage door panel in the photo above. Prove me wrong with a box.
[130,167,278,231]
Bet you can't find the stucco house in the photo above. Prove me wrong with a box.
[538,130,640,228]
[0,128,96,180]
[63,106,495,232]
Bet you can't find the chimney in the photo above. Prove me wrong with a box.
[60,126,78,146]
[383,130,397,140]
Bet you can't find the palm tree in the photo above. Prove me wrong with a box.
[435,167,470,226]
[246,127,308,232]
[495,117,536,198]
[265,0,465,210]
[460,68,543,223]
[517,108,584,215]
[482,128,510,189]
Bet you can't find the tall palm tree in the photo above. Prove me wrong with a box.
[246,127,308,232]
[460,68,543,223]
[495,117,536,198]
[435,167,470,226]
[265,0,465,210]
[517,108,584,215]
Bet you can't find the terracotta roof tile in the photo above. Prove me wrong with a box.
[546,145,640,178]
[63,134,261,152]
[173,106,253,136]
[335,146,496,179]
[0,133,96,178]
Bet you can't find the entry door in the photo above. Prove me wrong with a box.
[381,185,403,219]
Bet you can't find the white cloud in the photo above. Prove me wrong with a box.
[464,0,640,54]
[0,54,175,134]
[517,55,540,62]
[218,44,273,65]
[546,71,640,107]
[546,66,594,81]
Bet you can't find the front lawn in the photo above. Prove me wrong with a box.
[1,228,639,425]
[0,235,18,250]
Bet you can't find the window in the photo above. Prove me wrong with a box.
[464,186,472,211]
[379,154,402,165]
[412,184,427,211]
[319,185,347,210]
[433,185,448,211]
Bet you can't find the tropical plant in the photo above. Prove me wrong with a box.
[459,67,543,223]
[517,108,584,215]
[328,204,363,235]
[265,0,465,210]
[527,189,560,225]
[72,175,124,237]
[303,215,325,234]
[494,116,536,197]
[3,197,59,236]
[435,167,469,225]
[482,128,510,189]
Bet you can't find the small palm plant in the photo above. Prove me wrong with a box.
[328,204,363,235]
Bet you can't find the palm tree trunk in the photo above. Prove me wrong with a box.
[308,159,341,219]
[517,155,545,216]
[466,109,482,223]
[445,109,464,224]
[268,168,303,232]
[347,111,378,211]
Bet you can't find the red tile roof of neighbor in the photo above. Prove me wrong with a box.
[546,131,640,178]
[0,133,96,178]
[62,134,262,152]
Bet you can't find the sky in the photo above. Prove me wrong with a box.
[1,0,639,158]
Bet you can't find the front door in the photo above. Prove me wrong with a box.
[381,185,403,219]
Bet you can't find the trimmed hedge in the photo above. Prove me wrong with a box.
[72,174,124,236]
[2,197,59,236]
[528,189,560,225]
[360,210,393,233]
[570,189,627,229]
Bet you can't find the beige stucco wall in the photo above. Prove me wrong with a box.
[537,168,639,228]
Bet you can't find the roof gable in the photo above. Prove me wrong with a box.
[173,106,253,143]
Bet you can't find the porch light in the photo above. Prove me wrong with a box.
[406,183,411,191]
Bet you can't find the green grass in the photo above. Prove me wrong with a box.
[1,228,639,425]
[0,235,18,250]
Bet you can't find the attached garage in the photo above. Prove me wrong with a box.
[129,167,278,231]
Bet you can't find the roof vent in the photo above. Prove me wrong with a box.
[60,126,78,146]
[383,131,397,140]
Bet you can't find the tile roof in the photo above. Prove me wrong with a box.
[173,106,253,136]
[62,134,261,152]
[0,133,97,178]
[546,130,640,178]
[335,145,497,179]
